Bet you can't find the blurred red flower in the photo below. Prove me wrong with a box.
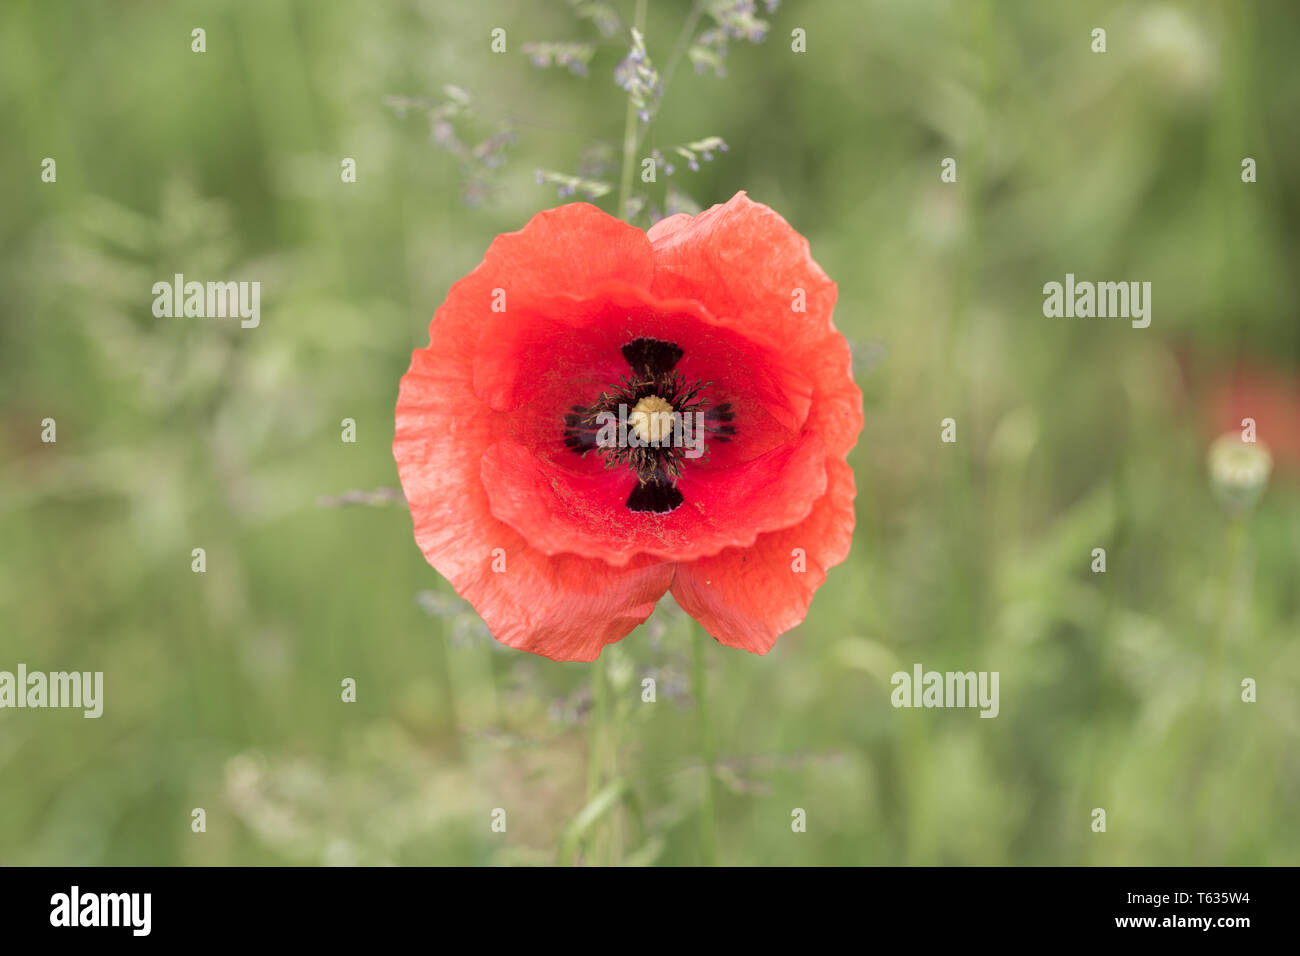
[393,192,861,661]
[1202,358,1300,474]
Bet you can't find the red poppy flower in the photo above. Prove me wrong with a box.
[393,191,861,661]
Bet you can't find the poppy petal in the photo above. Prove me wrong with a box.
[481,429,827,564]
[395,345,673,661]
[670,457,857,653]
[648,192,863,457]
[649,191,838,351]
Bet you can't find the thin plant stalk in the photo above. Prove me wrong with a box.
[616,0,649,219]
[693,623,718,864]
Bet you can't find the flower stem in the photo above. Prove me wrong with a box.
[580,653,609,863]
[651,0,703,129]
[616,0,649,221]
[1209,516,1249,698]
[587,653,607,800]
[1189,514,1251,850]
[692,623,718,865]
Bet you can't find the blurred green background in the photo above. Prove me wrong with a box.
[2,0,1298,866]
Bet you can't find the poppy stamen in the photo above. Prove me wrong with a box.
[561,336,736,513]
[628,395,677,445]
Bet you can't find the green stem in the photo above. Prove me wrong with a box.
[616,0,649,220]
[580,653,608,864]
[630,2,703,186]
[659,0,703,98]
[1189,514,1250,857]
[693,623,717,865]
[587,654,607,800]
[1210,517,1249,699]
[636,0,703,160]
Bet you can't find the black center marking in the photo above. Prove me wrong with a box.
[562,337,736,514]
